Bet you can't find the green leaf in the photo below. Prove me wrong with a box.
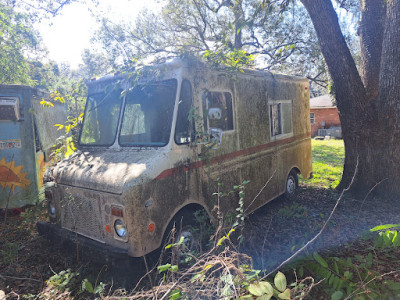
[313,252,328,268]
[81,279,93,293]
[190,273,205,283]
[331,290,343,300]
[370,224,400,232]
[249,282,273,297]
[366,252,373,266]
[328,274,334,285]
[385,280,400,290]
[274,272,287,292]
[239,296,253,299]
[383,232,392,247]
[277,288,290,299]
[157,264,171,273]
[334,261,339,274]
[298,266,304,278]
[170,265,178,272]
[393,233,400,247]
[248,283,264,297]
[344,271,352,280]
[333,276,340,290]
[259,282,273,295]
[169,289,182,300]
[94,282,105,294]
[165,236,185,249]
[217,228,235,246]
[40,99,54,107]
[257,294,272,300]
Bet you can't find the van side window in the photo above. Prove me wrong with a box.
[269,100,292,138]
[175,80,193,145]
[202,91,234,131]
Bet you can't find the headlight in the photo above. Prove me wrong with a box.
[49,202,56,217]
[46,190,56,218]
[114,219,127,237]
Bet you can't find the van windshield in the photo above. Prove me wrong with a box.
[79,88,123,146]
[79,79,177,147]
[119,79,177,147]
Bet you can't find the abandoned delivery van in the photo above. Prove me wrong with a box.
[38,59,312,257]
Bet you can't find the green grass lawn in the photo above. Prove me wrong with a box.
[306,139,344,189]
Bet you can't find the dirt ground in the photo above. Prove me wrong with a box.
[243,186,400,271]
[1,186,400,298]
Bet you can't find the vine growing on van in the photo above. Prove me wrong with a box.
[215,180,250,246]
[40,82,86,160]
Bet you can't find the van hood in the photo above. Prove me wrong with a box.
[53,149,166,194]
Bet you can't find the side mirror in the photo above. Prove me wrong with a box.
[208,128,223,149]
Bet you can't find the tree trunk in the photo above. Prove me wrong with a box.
[300,0,400,198]
[360,0,386,99]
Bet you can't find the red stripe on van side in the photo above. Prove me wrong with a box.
[154,134,310,180]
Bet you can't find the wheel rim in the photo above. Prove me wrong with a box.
[286,176,296,195]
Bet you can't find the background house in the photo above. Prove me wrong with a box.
[310,94,341,138]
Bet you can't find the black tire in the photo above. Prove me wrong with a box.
[284,170,298,199]
[163,208,211,260]
[169,210,196,248]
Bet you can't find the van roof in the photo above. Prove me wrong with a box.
[87,57,307,89]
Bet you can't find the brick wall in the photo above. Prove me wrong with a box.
[310,107,341,137]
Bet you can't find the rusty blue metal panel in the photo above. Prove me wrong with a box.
[0,85,66,208]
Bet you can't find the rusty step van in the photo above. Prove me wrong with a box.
[37,58,312,258]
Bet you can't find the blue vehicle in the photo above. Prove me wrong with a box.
[0,85,66,209]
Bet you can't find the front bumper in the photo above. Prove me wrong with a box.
[37,221,129,258]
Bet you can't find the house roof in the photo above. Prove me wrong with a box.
[310,94,336,108]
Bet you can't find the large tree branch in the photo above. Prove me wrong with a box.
[18,0,73,16]
[300,0,368,120]
[378,0,400,128]
[360,0,386,100]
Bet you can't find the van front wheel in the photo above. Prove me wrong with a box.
[284,170,298,199]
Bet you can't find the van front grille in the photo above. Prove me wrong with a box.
[61,194,105,242]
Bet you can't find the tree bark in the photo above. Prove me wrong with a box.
[300,0,367,193]
[300,0,400,198]
[360,0,386,100]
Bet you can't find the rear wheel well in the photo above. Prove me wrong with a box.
[291,167,301,176]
